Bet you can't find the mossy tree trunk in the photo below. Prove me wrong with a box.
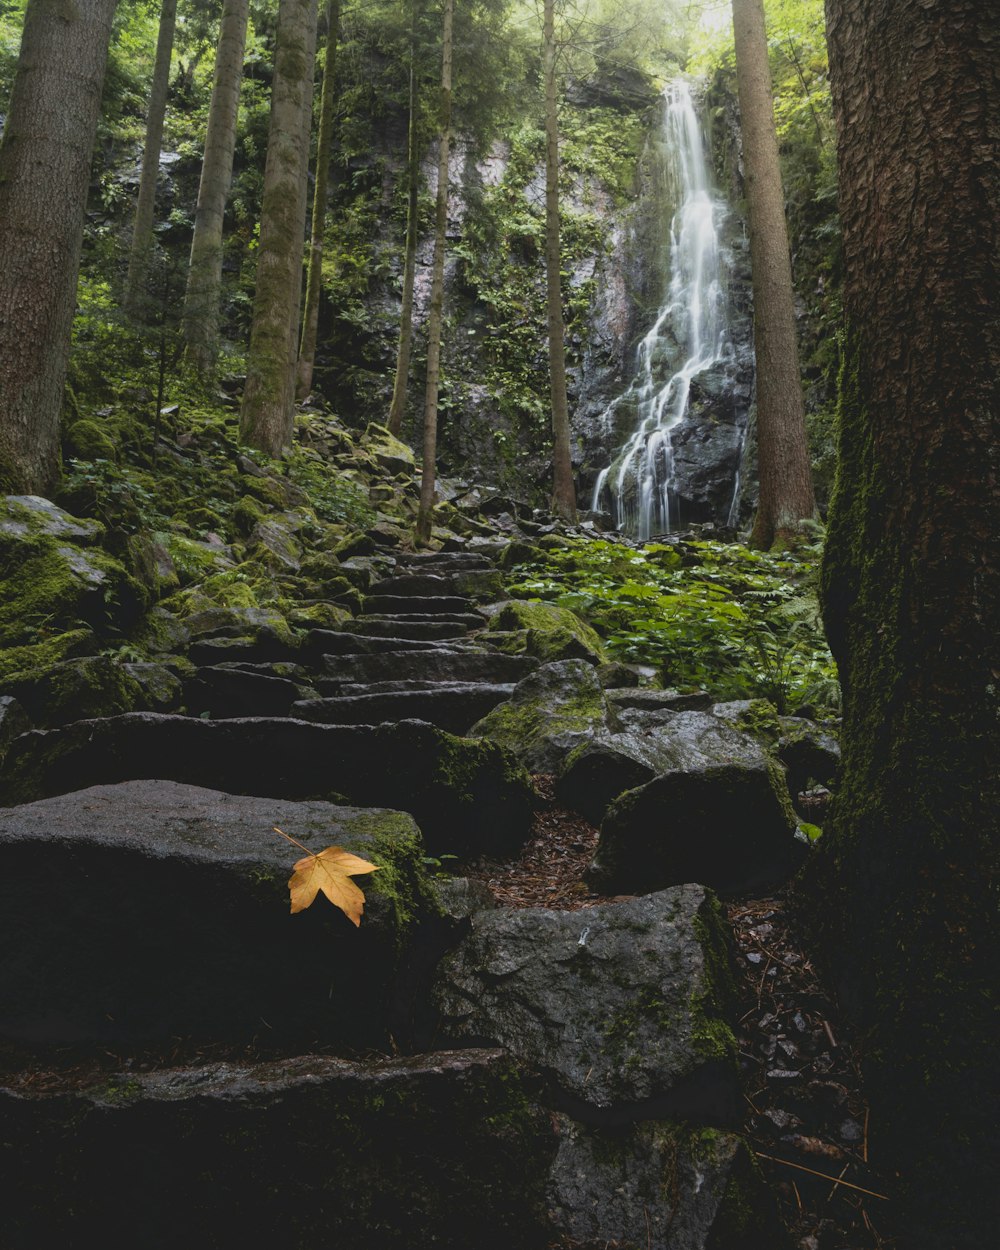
[387,0,422,438]
[240,0,319,457]
[181,0,250,374]
[295,0,340,401]
[543,0,576,523]
[0,0,119,496]
[123,0,177,318]
[820,1,1000,1245]
[731,0,815,548]
[414,0,453,545]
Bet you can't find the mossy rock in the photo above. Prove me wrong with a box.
[0,628,100,685]
[231,494,267,538]
[361,423,416,475]
[63,419,118,462]
[3,656,148,727]
[493,599,606,664]
[165,534,235,586]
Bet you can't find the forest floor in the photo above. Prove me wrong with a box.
[467,777,898,1250]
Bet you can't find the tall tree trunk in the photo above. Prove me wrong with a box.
[386,0,421,438]
[414,0,453,545]
[182,0,250,373]
[731,0,815,548]
[820,2,1000,1246]
[0,0,119,495]
[239,0,318,457]
[123,0,177,317]
[295,0,340,400]
[543,0,576,523]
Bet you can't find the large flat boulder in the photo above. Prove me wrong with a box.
[0,781,438,1049]
[433,887,740,1125]
[0,1049,556,1249]
[0,713,536,858]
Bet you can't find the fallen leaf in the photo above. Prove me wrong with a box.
[288,845,380,924]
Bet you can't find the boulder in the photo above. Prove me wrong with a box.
[0,714,536,858]
[433,887,740,1125]
[470,659,614,773]
[0,1049,555,1250]
[0,781,437,1049]
[490,599,607,664]
[0,696,30,758]
[587,752,799,897]
[548,1116,783,1249]
[1,656,148,727]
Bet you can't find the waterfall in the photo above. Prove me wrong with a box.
[591,81,739,539]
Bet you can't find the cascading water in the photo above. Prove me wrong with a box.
[591,80,741,538]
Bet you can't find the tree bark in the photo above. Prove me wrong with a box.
[182,0,250,374]
[386,0,422,438]
[820,2,1000,1245]
[295,0,340,400]
[123,0,177,317]
[731,0,815,548]
[239,0,318,457]
[414,0,453,545]
[0,0,119,495]
[543,0,576,523]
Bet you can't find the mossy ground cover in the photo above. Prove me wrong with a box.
[506,535,840,715]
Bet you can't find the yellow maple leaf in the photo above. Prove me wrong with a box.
[274,828,380,925]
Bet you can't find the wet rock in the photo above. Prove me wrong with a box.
[0,714,536,858]
[434,886,740,1124]
[293,682,516,736]
[470,659,614,773]
[0,781,436,1049]
[320,647,538,687]
[186,664,313,718]
[0,1049,555,1250]
[548,1116,783,1250]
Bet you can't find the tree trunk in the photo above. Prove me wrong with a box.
[295,0,340,401]
[123,0,177,317]
[820,2,1000,1245]
[543,0,576,523]
[414,0,453,545]
[386,0,422,438]
[182,0,250,374]
[0,0,119,495]
[239,0,318,457]
[731,0,815,548]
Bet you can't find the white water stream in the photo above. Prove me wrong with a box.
[591,81,737,538]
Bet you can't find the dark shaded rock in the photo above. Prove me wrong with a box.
[0,1050,556,1250]
[2,656,148,727]
[186,664,311,718]
[435,876,497,921]
[587,756,799,898]
[364,593,472,615]
[371,572,457,597]
[548,1116,784,1249]
[470,659,613,773]
[607,687,714,713]
[305,628,442,657]
[433,887,740,1125]
[0,714,536,858]
[776,717,840,795]
[293,682,516,735]
[123,662,185,712]
[596,661,641,688]
[0,696,30,757]
[554,736,656,825]
[186,633,303,666]
[319,648,538,687]
[0,781,436,1049]
[348,617,473,641]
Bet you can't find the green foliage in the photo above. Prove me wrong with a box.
[284,449,376,528]
[507,536,839,713]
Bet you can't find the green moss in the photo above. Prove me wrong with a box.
[341,808,443,940]
[690,895,739,1066]
[3,655,147,726]
[64,419,118,461]
[0,628,99,683]
[493,599,607,663]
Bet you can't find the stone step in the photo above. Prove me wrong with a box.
[396,551,497,571]
[0,1049,554,1249]
[304,628,444,657]
[318,649,540,687]
[359,612,486,630]
[364,593,473,616]
[0,781,434,1050]
[370,573,457,597]
[0,714,537,858]
[347,618,474,642]
[185,665,314,718]
[293,683,516,735]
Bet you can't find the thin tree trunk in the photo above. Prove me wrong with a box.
[182,0,250,374]
[0,0,119,495]
[731,0,815,548]
[296,0,340,400]
[239,0,318,457]
[124,0,177,317]
[414,0,453,545]
[543,0,576,523]
[387,0,421,437]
